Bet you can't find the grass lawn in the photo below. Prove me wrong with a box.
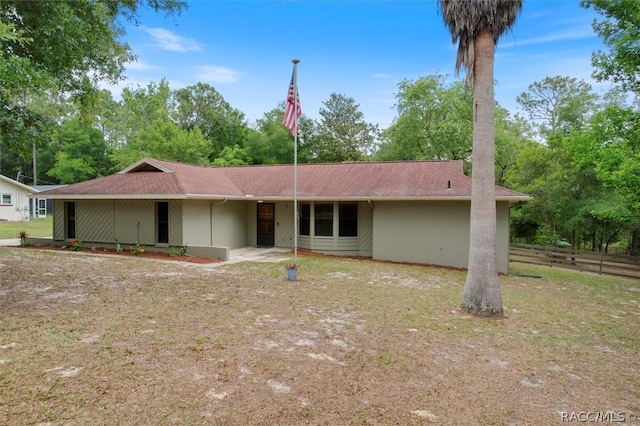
[0,248,638,425]
[0,217,52,239]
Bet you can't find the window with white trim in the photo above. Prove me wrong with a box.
[1,194,12,205]
[314,203,333,237]
[339,203,358,237]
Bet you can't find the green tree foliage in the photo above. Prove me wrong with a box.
[512,76,601,245]
[47,119,112,184]
[377,74,529,182]
[111,117,210,169]
[246,106,299,164]
[495,112,532,186]
[508,79,640,254]
[173,83,248,159]
[213,145,251,166]
[0,90,66,183]
[587,105,640,254]
[308,93,379,163]
[92,90,129,150]
[516,76,598,137]
[377,75,473,162]
[103,80,225,168]
[581,0,640,93]
[0,0,186,97]
[0,0,185,180]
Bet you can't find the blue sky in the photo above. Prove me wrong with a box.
[109,0,608,129]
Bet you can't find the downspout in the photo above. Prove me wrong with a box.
[367,199,374,210]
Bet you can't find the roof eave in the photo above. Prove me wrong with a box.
[31,193,531,203]
[29,194,188,200]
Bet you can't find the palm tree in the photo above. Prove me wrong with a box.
[439,0,522,316]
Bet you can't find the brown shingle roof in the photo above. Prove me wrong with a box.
[37,158,529,201]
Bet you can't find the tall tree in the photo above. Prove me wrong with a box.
[0,1,186,99]
[581,0,640,93]
[108,80,212,168]
[516,76,598,139]
[173,83,249,159]
[377,75,473,162]
[439,0,522,317]
[309,93,379,163]
[245,106,313,164]
[377,73,529,181]
[47,119,113,184]
[587,105,640,254]
[111,116,210,168]
[0,0,186,182]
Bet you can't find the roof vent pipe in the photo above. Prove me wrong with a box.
[447,180,451,190]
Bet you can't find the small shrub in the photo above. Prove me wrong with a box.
[69,239,84,251]
[169,245,188,257]
[130,242,144,256]
[18,230,29,246]
[61,239,83,250]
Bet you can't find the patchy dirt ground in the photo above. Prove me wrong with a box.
[0,248,638,425]
[23,244,221,264]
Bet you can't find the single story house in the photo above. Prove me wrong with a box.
[0,174,37,221]
[32,157,529,272]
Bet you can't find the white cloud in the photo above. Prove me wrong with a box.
[511,25,596,47]
[125,59,160,71]
[142,27,203,52]
[373,73,391,79]
[194,65,244,84]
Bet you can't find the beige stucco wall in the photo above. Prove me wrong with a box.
[372,200,510,273]
[182,200,212,246]
[217,200,248,249]
[182,199,247,257]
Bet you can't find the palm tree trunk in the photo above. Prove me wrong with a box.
[461,27,503,317]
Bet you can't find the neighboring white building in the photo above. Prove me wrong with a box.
[31,185,65,218]
[0,174,37,221]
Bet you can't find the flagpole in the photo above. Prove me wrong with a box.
[292,58,300,266]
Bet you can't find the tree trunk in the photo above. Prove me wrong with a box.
[460,28,502,317]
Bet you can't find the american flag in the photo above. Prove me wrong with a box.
[283,71,301,136]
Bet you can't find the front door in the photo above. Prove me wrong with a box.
[257,203,275,247]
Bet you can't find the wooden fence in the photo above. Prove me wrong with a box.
[510,243,640,279]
